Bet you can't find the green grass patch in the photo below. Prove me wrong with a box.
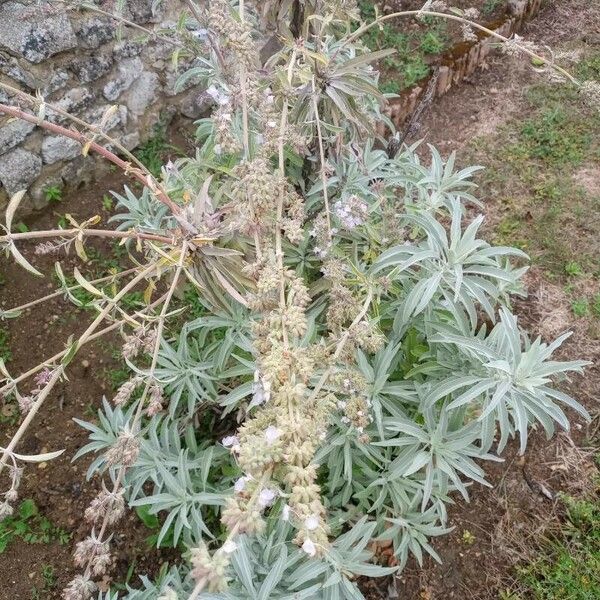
[517,494,600,599]
[0,499,71,553]
[358,1,448,91]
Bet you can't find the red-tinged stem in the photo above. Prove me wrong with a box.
[0,103,183,217]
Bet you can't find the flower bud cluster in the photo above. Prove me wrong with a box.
[73,534,112,576]
[209,0,255,71]
[0,465,22,521]
[332,370,373,442]
[63,575,97,600]
[122,327,157,360]
[105,430,140,468]
[190,544,230,592]
[84,486,125,526]
[113,377,141,406]
[334,194,368,230]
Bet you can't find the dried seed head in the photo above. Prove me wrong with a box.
[84,487,125,525]
[113,377,140,406]
[0,501,14,521]
[17,394,35,414]
[63,575,97,600]
[146,382,164,416]
[105,430,140,467]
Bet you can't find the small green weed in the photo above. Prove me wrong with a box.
[134,123,180,178]
[0,326,12,362]
[0,499,71,553]
[576,52,600,81]
[55,213,69,229]
[358,1,446,90]
[518,108,590,166]
[31,565,57,599]
[565,261,584,277]
[592,294,600,318]
[482,0,505,16]
[44,186,63,203]
[571,298,589,318]
[102,194,114,211]
[15,221,29,233]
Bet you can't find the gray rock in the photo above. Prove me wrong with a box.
[103,57,143,101]
[180,91,211,119]
[126,71,160,116]
[113,40,143,60]
[41,135,81,165]
[45,70,70,94]
[0,55,37,89]
[0,2,77,64]
[83,104,127,132]
[0,148,42,195]
[47,87,94,123]
[0,119,36,156]
[125,0,164,24]
[71,54,113,84]
[120,131,141,150]
[30,174,63,209]
[76,18,114,49]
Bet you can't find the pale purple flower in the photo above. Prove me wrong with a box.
[34,367,52,387]
[234,476,250,493]
[222,435,240,448]
[258,488,277,508]
[302,538,317,557]
[222,540,237,554]
[304,515,319,531]
[264,426,281,445]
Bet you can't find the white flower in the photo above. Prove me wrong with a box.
[304,515,319,531]
[264,426,281,445]
[281,504,290,521]
[222,435,239,448]
[222,540,237,554]
[302,538,316,557]
[258,488,277,508]
[234,476,250,493]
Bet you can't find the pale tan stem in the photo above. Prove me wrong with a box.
[311,77,333,239]
[0,263,157,398]
[276,102,290,349]
[0,367,64,472]
[56,0,182,47]
[342,10,577,84]
[0,97,189,224]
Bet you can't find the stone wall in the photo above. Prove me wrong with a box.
[0,0,206,211]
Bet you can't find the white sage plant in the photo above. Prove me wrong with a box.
[0,1,594,599]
